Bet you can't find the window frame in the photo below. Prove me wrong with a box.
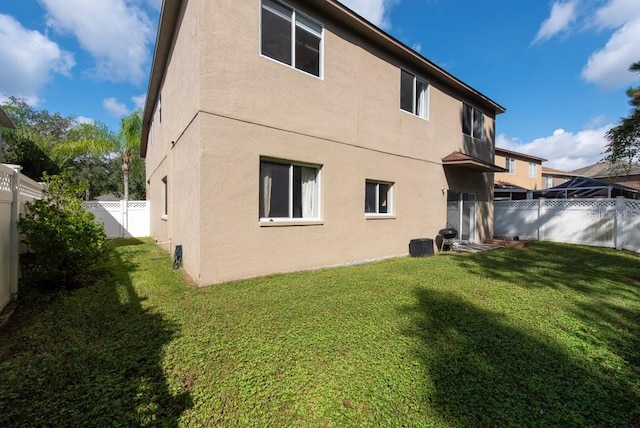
[528,162,537,178]
[544,176,554,189]
[400,69,430,119]
[506,157,516,174]
[365,180,394,217]
[260,0,324,78]
[462,103,484,140]
[259,158,322,223]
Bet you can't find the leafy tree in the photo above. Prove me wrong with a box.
[604,61,640,165]
[0,96,73,179]
[18,172,109,290]
[54,111,144,200]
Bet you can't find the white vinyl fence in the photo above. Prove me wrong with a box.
[494,197,640,252]
[0,164,43,312]
[84,200,150,238]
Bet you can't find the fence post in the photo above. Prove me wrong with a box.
[9,165,22,299]
[614,196,624,250]
[121,200,127,238]
[537,198,544,241]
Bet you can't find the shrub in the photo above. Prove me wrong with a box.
[17,172,109,290]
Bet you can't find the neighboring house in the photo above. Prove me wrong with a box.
[494,147,546,191]
[541,166,579,189]
[572,161,640,191]
[140,0,505,285]
[0,106,16,163]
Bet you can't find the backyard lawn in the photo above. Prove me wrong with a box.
[0,239,639,427]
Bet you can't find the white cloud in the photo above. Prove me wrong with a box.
[131,93,146,110]
[103,97,129,117]
[592,0,640,28]
[497,123,614,171]
[75,116,94,125]
[411,42,422,53]
[0,14,75,99]
[340,0,399,29]
[581,19,640,88]
[581,0,640,89]
[39,0,155,84]
[533,0,578,44]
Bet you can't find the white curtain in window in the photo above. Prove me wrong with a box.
[301,167,316,218]
[261,162,273,217]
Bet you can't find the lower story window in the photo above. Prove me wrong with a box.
[260,159,320,220]
[365,180,393,215]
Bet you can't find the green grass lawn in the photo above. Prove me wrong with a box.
[1,239,639,427]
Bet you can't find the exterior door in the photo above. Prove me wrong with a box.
[446,192,476,243]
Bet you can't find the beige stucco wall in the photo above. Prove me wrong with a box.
[144,0,501,285]
[495,153,543,190]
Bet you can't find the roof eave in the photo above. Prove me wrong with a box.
[0,106,16,129]
[141,0,183,158]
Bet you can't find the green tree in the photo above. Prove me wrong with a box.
[604,61,640,165]
[0,96,75,179]
[54,111,144,200]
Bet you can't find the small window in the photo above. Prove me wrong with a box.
[260,159,320,220]
[161,176,168,217]
[528,162,537,178]
[400,70,429,118]
[544,176,554,189]
[365,181,393,215]
[261,0,323,77]
[506,158,516,174]
[462,103,484,140]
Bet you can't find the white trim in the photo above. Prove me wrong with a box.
[400,69,430,120]
[365,180,394,215]
[259,158,322,222]
[259,0,324,79]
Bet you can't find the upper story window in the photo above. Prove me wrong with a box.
[506,157,516,174]
[260,159,321,221]
[261,0,323,77]
[400,70,429,119]
[365,180,393,216]
[528,162,537,177]
[462,103,484,140]
[544,176,554,189]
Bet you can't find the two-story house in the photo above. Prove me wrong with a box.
[494,147,546,199]
[141,0,505,285]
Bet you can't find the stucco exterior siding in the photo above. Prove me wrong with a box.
[196,113,449,284]
[142,0,505,285]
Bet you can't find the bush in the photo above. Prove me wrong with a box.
[17,172,109,290]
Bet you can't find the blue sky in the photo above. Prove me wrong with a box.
[1,0,639,170]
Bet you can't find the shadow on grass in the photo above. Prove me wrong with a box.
[0,244,191,426]
[453,243,640,377]
[403,288,640,427]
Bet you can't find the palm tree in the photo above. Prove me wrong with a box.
[54,110,142,200]
[117,111,142,201]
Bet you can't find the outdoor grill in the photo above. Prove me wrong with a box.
[438,226,458,251]
[438,227,458,240]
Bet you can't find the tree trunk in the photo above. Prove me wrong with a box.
[122,156,130,201]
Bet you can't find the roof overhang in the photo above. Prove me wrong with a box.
[495,147,547,162]
[442,151,507,173]
[0,106,16,129]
